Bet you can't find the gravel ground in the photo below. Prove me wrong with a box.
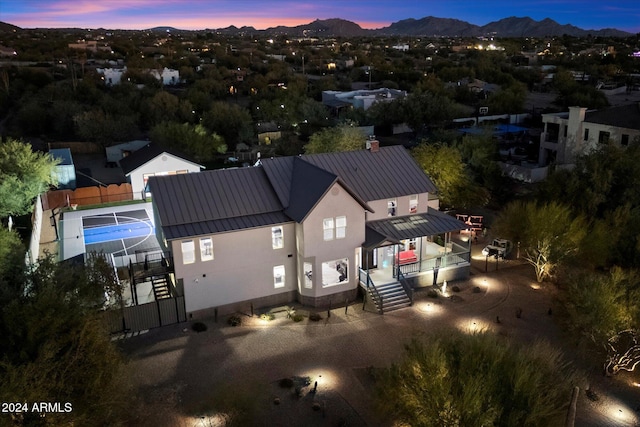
[119,243,640,426]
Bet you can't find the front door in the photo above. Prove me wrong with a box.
[365,248,378,270]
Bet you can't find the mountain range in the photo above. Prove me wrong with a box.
[190,16,632,38]
[0,16,632,38]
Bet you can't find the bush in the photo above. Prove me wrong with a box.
[472,286,482,293]
[292,313,304,322]
[192,322,207,332]
[427,289,439,298]
[228,315,242,326]
[452,285,461,292]
[309,313,322,322]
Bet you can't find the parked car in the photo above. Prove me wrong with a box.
[482,238,513,259]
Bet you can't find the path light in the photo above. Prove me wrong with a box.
[456,317,493,334]
[417,301,444,317]
[601,397,638,424]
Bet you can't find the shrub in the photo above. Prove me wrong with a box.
[309,313,322,322]
[472,286,482,293]
[228,314,242,326]
[427,289,439,298]
[192,322,207,332]
[292,313,304,322]
[452,285,461,292]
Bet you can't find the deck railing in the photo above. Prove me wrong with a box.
[397,270,413,304]
[359,267,383,314]
[398,243,470,276]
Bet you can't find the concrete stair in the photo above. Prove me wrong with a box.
[371,282,411,313]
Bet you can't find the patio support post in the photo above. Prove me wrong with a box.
[419,237,423,272]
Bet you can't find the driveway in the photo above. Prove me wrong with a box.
[120,248,640,426]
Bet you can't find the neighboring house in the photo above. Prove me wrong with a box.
[119,143,204,200]
[149,143,470,318]
[49,148,76,190]
[105,140,150,164]
[149,67,181,86]
[539,103,640,165]
[322,88,407,112]
[96,67,126,86]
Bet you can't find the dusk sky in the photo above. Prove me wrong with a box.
[1,0,639,33]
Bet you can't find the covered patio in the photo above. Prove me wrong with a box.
[361,208,471,289]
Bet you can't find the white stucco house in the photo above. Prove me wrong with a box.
[149,143,470,318]
[539,103,640,166]
[322,88,407,112]
[119,143,204,200]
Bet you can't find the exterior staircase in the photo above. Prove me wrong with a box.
[151,275,172,300]
[370,281,411,313]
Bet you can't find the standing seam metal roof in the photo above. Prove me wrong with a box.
[298,145,437,201]
[149,166,283,228]
[365,208,468,242]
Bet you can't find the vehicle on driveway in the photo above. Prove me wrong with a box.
[482,238,513,259]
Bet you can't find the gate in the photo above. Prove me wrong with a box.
[104,295,186,334]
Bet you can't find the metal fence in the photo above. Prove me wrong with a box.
[104,295,186,334]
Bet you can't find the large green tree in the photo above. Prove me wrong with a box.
[412,142,489,209]
[375,333,582,427]
[563,267,638,348]
[304,124,367,154]
[0,139,59,217]
[492,201,586,282]
[150,122,227,163]
[0,254,133,426]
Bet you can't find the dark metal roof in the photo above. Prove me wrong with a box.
[152,146,439,241]
[366,208,468,242]
[298,145,437,201]
[149,166,284,230]
[49,148,73,165]
[585,103,640,131]
[363,226,400,250]
[119,143,203,175]
[261,156,294,208]
[162,212,292,240]
[285,158,338,222]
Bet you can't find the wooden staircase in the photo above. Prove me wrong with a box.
[370,281,411,313]
[151,275,172,300]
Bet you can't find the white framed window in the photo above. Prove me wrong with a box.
[181,240,195,264]
[273,265,285,288]
[322,258,349,287]
[336,216,346,239]
[200,237,213,261]
[409,195,418,214]
[323,218,334,241]
[271,226,283,249]
[388,200,397,217]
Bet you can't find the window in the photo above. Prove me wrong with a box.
[181,240,195,264]
[271,226,283,249]
[322,258,349,287]
[409,195,418,214]
[336,216,346,239]
[388,200,397,217]
[622,134,630,146]
[323,218,334,241]
[304,262,313,289]
[200,237,213,261]
[598,131,610,144]
[273,265,285,288]
[584,129,589,141]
